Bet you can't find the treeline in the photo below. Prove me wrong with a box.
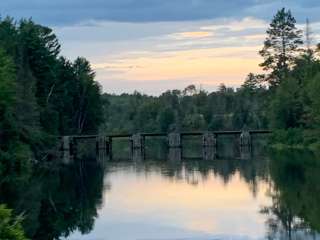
[0,17,103,172]
[102,8,320,148]
[102,83,268,133]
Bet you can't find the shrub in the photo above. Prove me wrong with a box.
[0,204,28,240]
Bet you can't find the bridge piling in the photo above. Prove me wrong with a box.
[61,136,74,164]
[131,133,145,160]
[202,132,216,160]
[61,136,76,155]
[168,133,181,148]
[168,148,182,162]
[59,129,270,161]
[240,130,252,159]
[132,133,145,149]
[108,137,113,160]
[96,136,108,151]
[61,136,71,151]
[240,130,251,147]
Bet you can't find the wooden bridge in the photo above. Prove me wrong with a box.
[60,130,271,162]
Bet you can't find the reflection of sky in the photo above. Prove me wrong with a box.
[2,1,320,94]
[67,166,270,240]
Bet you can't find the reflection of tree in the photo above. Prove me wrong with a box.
[261,150,320,239]
[261,191,307,240]
[0,158,106,240]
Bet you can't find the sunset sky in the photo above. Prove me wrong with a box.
[1,0,320,94]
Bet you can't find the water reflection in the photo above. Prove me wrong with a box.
[0,159,105,240]
[261,150,320,240]
[1,146,320,239]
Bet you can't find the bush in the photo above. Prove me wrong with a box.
[0,205,28,240]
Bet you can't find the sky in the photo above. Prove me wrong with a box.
[1,0,320,95]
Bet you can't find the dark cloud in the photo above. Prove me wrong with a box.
[1,0,319,26]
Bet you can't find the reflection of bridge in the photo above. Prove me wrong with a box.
[60,130,271,162]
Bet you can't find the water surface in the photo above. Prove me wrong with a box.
[1,141,319,240]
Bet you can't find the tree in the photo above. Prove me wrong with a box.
[183,84,196,96]
[158,108,175,132]
[308,73,320,126]
[241,73,264,93]
[269,78,304,129]
[73,57,103,134]
[0,49,16,125]
[259,8,303,87]
[18,20,61,135]
[0,17,104,164]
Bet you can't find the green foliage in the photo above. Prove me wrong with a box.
[270,128,320,150]
[308,73,320,125]
[270,128,304,146]
[158,108,175,132]
[0,17,103,166]
[0,49,16,111]
[256,9,320,148]
[0,49,17,150]
[102,85,269,133]
[0,205,28,240]
[269,78,304,129]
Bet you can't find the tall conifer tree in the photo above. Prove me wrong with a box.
[259,8,303,87]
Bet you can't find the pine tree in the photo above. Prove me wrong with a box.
[259,8,303,87]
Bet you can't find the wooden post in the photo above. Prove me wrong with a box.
[61,136,73,164]
[132,147,145,161]
[96,136,108,151]
[61,136,76,156]
[202,132,216,147]
[132,133,145,149]
[202,132,216,160]
[61,136,71,151]
[131,133,145,160]
[108,137,113,160]
[240,130,251,159]
[168,133,181,148]
[168,148,182,162]
[240,130,251,147]
[96,136,106,164]
[240,145,251,160]
[95,136,110,163]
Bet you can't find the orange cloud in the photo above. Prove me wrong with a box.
[94,46,263,87]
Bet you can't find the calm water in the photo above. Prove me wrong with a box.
[1,138,320,240]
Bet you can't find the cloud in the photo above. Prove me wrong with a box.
[201,17,266,32]
[53,16,268,62]
[93,46,262,94]
[4,1,318,95]
[2,0,320,26]
[52,16,274,95]
[170,31,214,40]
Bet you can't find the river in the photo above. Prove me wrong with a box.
[0,137,319,240]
